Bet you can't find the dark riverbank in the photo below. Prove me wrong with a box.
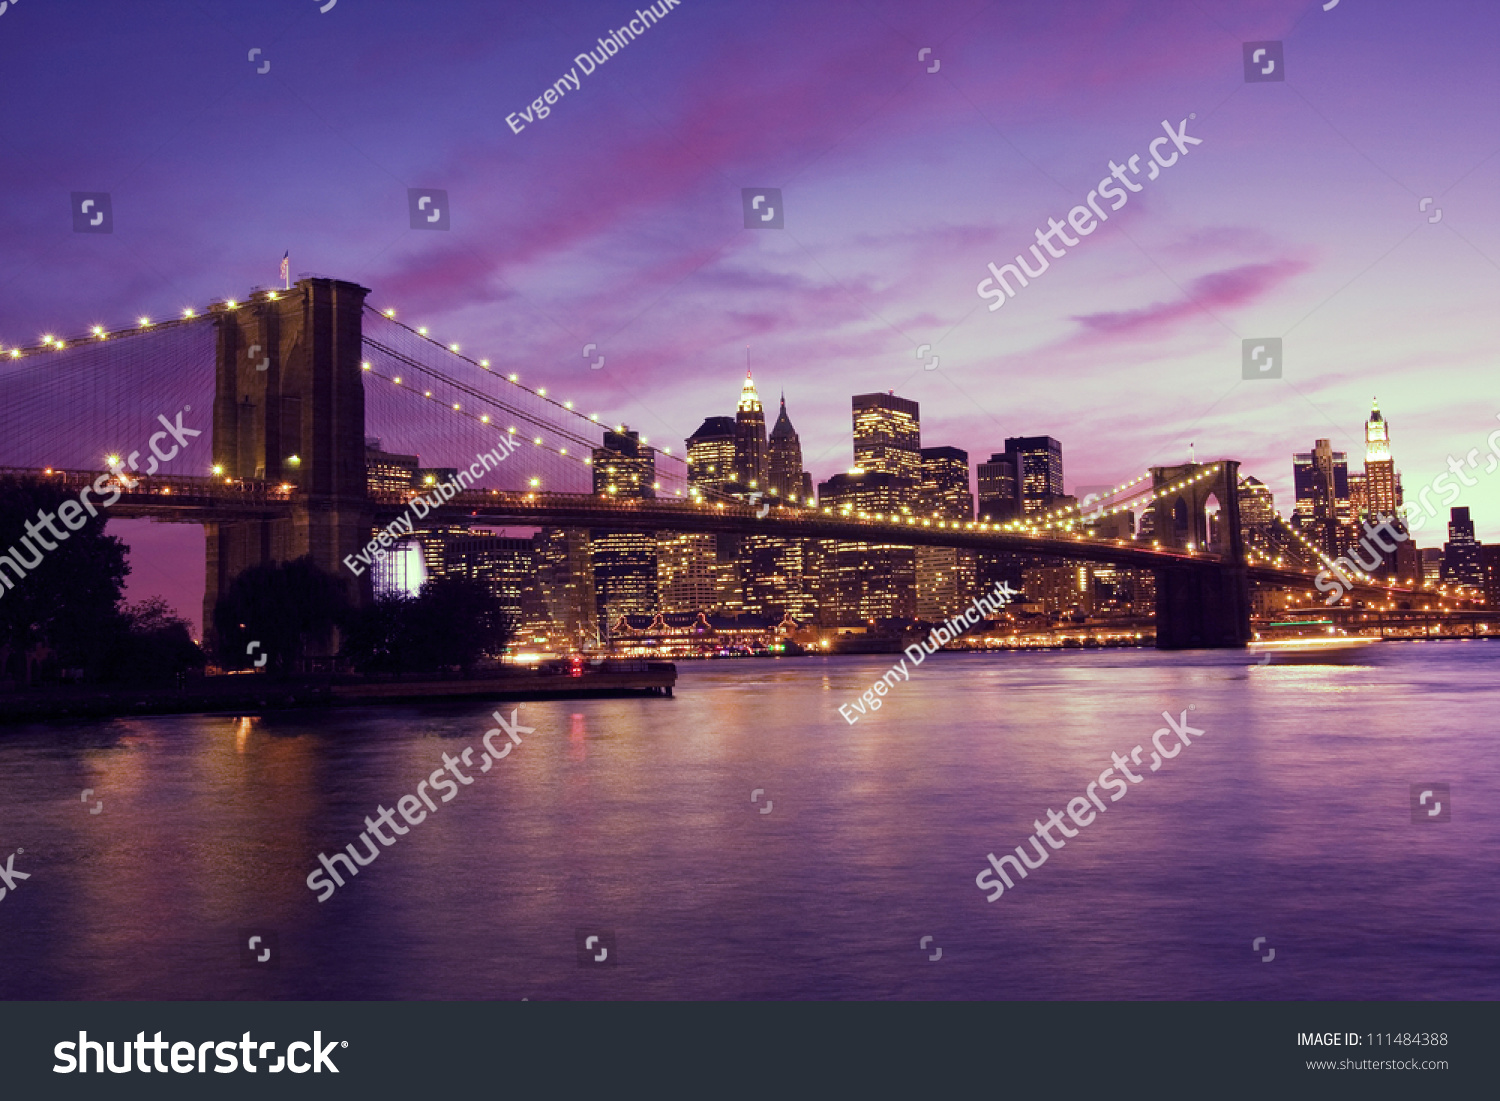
[0,662,676,724]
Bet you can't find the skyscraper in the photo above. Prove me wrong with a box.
[916,446,976,621]
[439,533,538,631]
[686,416,737,498]
[1004,436,1065,515]
[657,531,721,613]
[767,394,814,504]
[919,446,974,519]
[593,427,655,499]
[852,392,921,499]
[733,370,768,491]
[815,471,916,625]
[976,453,1018,521]
[1293,439,1351,557]
[534,527,596,649]
[591,427,658,631]
[1364,398,1397,516]
[1443,507,1484,587]
[1237,477,1276,546]
[1481,544,1500,608]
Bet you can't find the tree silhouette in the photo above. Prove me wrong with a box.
[212,556,353,675]
[342,574,512,675]
[0,476,130,684]
[103,598,205,685]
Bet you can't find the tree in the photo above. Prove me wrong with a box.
[342,575,513,676]
[340,592,417,675]
[407,574,513,674]
[103,598,206,685]
[212,556,353,675]
[0,476,130,684]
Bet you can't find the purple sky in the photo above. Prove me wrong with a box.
[2,0,1497,628]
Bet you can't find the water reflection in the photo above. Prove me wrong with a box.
[0,643,1497,1001]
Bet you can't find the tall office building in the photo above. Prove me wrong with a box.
[365,440,419,494]
[915,446,976,620]
[591,427,658,631]
[919,447,974,519]
[686,416,737,498]
[1421,547,1443,587]
[1348,473,1368,522]
[1364,398,1398,516]
[816,471,916,625]
[852,392,922,499]
[593,427,656,499]
[767,395,814,504]
[438,532,539,630]
[1293,439,1351,557]
[1443,507,1484,587]
[1237,477,1279,549]
[1481,544,1500,607]
[1005,436,1066,515]
[535,527,596,649]
[976,454,1018,521]
[733,370,769,491]
[657,531,721,613]
[738,534,820,622]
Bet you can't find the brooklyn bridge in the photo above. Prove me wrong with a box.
[0,277,1459,651]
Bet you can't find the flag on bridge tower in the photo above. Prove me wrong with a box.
[280,251,290,290]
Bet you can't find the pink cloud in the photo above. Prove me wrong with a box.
[1070,259,1310,340]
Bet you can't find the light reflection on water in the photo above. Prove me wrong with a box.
[1,641,1497,1001]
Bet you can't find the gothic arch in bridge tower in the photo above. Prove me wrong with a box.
[1148,461,1251,649]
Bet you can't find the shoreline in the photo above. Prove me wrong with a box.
[0,664,676,725]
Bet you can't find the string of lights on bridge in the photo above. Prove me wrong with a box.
[364,304,701,495]
[0,300,228,359]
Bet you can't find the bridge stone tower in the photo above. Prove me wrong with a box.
[204,278,374,649]
[1150,460,1251,649]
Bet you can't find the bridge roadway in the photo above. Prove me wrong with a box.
[8,469,1442,604]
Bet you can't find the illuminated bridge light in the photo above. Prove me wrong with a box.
[418,327,428,335]
[480,415,490,423]
[362,361,371,370]
[383,308,395,317]
[480,360,490,368]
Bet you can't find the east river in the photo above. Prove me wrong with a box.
[2,642,1497,1000]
